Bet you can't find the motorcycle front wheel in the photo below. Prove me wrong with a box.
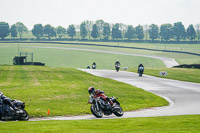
[18,110,29,121]
[90,105,103,118]
[113,105,124,117]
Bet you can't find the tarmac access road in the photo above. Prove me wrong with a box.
[30,69,200,121]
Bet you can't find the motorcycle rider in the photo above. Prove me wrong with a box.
[0,91,21,113]
[115,60,120,66]
[92,62,96,69]
[88,87,113,106]
[138,63,144,72]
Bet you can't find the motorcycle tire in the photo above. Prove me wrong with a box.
[18,110,29,121]
[90,105,103,118]
[113,105,124,117]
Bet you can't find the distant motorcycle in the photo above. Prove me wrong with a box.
[138,66,144,76]
[92,64,96,69]
[0,99,29,121]
[115,64,120,72]
[88,95,124,118]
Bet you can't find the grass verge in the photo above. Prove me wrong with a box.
[0,115,200,132]
[130,68,200,83]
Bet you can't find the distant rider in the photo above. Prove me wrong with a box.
[92,62,96,69]
[115,60,120,66]
[138,63,144,73]
[88,87,113,105]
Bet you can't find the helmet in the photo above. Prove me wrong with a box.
[88,87,95,94]
[0,91,3,97]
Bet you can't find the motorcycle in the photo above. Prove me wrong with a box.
[115,64,120,72]
[0,99,29,121]
[92,64,96,69]
[88,95,124,118]
[138,66,144,76]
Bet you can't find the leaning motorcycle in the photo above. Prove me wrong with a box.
[138,66,144,76]
[0,99,29,121]
[88,95,124,118]
[115,64,120,72]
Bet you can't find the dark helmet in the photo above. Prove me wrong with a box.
[88,87,95,94]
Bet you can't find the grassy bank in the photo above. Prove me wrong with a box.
[0,43,165,69]
[0,115,200,132]
[0,66,168,117]
[130,68,200,83]
[0,42,199,66]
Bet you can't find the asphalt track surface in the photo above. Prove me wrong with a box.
[30,69,200,121]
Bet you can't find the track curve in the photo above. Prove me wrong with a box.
[30,69,200,121]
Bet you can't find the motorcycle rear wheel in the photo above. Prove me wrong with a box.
[90,105,103,118]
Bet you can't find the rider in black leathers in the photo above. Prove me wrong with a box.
[138,63,144,73]
[115,60,120,66]
[92,62,96,69]
[0,91,18,111]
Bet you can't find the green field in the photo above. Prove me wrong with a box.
[0,43,165,69]
[0,42,199,65]
[0,115,200,133]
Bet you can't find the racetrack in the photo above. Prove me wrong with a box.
[30,69,200,121]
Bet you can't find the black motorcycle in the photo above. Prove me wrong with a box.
[138,66,144,76]
[88,95,124,118]
[92,64,96,69]
[0,99,29,121]
[115,64,120,72]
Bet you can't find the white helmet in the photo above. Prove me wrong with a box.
[0,91,3,97]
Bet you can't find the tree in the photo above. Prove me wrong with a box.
[125,25,135,40]
[43,24,56,39]
[56,26,66,39]
[84,20,93,39]
[173,22,185,41]
[75,25,80,39]
[10,24,17,38]
[32,24,43,39]
[0,22,9,39]
[135,25,144,40]
[96,19,104,39]
[148,24,159,41]
[67,25,76,38]
[119,23,127,39]
[80,22,88,39]
[15,22,28,39]
[91,24,98,39]
[160,24,173,41]
[186,24,196,41]
[103,23,110,40]
[143,24,149,41]
[195,24,200,41]
[112,23,122,40]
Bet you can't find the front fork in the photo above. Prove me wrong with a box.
[95,100,100,111]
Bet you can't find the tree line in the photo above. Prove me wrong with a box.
[0,20,200,42]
